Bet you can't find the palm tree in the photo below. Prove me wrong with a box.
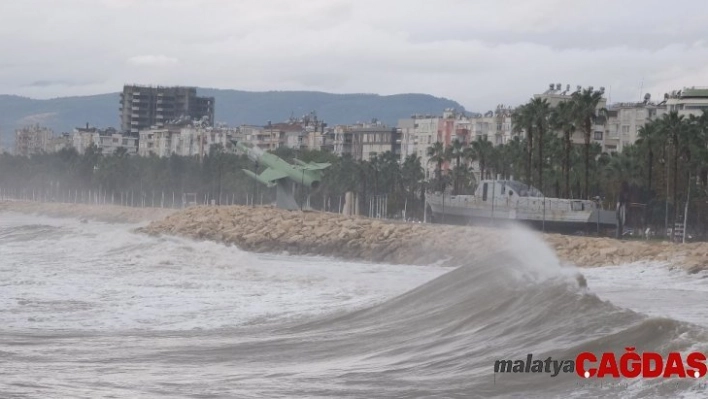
[451,163,474,194]
[512,104,535,186]
[467,137,494,181]
[551,101,576,197]
[529,98,551,192]
[426,141,447,192]
[659,111,687,225]
[636,122,661,195]
[446,139,466,194]
[603,146,643,200]
[571,87,605,199]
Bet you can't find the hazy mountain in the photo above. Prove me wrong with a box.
[0,89,467,148]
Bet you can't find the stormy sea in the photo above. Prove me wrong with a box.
[2,212,708,398]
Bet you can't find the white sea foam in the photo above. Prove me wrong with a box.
[583,261,708,328]
[0,213,448,332]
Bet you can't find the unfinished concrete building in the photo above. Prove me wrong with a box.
[120,85,215,136]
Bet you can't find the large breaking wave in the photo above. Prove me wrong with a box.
[2,213,708,398]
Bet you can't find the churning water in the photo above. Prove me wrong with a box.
[2,211,708,398]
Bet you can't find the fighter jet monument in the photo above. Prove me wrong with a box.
[233,141,330,210]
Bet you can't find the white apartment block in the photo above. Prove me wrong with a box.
[73,129,138,156]
[138,126,235,158]
[469,107,514,145]
[665,87,708,117]
[409,116,442,178]
[306,127,334,152]
[397,118,417,161]
[602,102,666,153]
[284,131,306,150]
[170,127,235,157]
[332,122,400,161]
[138,128,173,157]
[240,124,286,150]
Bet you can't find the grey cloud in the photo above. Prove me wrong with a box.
[0,0,706,112]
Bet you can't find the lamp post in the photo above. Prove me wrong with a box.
[659,156,669,239]
[660,137,672,240]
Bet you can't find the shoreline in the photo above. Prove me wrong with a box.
[2,200,706,272]
[136,204,708,272]
[0,200,176,224]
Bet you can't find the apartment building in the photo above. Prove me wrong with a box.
[240,124,285,150]
[534,84,608,147]
[138,126,235,158]
[602,100,666,153]
[306,125,335,152]
[470,106,514,145]
[14,125,54,156]
[73,125,138,155]
[45,133,73,153]
[333,122,401,161]
[665,87,708,117]
[120,85,215,135]
[138,128,175,157]
[170,127,236,157]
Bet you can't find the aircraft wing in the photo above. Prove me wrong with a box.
[300,162,331,170]
[292,159,331,170]
[258,167,289,183]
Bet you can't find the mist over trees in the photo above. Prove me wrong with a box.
[2,107,708,236]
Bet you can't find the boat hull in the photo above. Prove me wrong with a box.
[426,193,618,233]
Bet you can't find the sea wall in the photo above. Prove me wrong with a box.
[0,201,176,224]
[137,205,708,272]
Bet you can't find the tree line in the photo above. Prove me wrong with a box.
[0,143,427,218]
[2,97,708,236]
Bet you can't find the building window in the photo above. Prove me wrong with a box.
[621,125,630,134]
[593,131,603,141]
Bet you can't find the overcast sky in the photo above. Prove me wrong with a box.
[0,0,706,112]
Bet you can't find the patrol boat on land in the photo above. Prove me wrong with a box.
[425,179,618,231]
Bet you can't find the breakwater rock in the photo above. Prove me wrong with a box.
[138,205,502,266]
[138,205,708,271]
[0,201,176,224]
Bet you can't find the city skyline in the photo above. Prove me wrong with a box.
[0,0,706,113]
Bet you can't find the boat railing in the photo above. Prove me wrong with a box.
[429,193,597,212]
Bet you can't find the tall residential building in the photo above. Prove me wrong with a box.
[333,122,400,161]
[120,85,215,135]
[602,100,666,153]
[14,125,53,156]
[469,106,515,145]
